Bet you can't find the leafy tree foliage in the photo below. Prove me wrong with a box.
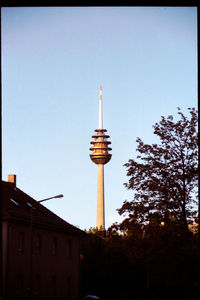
[84,226,99,234]
[81,108,199,299]
[111,107,198,236]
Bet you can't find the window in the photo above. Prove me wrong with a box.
[17,274,24,295]
[35,234,42,254]
[52,237,57,256]
[18,232,25,252]
[27,202,36,210]
[10,198,19,205]
[34,274,41,296]
[67,239,72,258]
[51,275,57,296]
[66,276,71,298]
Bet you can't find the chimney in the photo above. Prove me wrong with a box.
[8,174,17,187]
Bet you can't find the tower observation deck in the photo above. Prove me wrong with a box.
[89,86,112,232]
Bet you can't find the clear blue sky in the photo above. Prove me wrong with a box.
[1,7,197,230]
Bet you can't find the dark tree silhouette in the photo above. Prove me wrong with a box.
[111,107,198,236]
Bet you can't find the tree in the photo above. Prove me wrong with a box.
[84,226,99,234]
[112,107,198,236]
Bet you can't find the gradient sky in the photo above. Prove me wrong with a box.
[1,6,197,230]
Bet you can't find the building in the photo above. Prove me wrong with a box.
[1,175,85,299]
[89,86,112,233]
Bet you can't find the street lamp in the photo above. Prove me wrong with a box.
[28,194,64,297]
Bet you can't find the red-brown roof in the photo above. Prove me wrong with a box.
[1,180,85,235]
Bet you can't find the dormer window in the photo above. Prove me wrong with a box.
[10,198,19,206]
[27,202,36,210]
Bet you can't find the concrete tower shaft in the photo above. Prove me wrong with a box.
[89,86,112,231]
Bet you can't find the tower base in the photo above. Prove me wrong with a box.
[97,229,107,238]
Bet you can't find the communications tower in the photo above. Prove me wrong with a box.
[90,86,112,232]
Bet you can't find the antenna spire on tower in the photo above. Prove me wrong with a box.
[99,85,103,129]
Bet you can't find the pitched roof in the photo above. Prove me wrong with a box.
[1,180,85,235]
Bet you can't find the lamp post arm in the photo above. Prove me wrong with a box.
[38,194,64,203]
